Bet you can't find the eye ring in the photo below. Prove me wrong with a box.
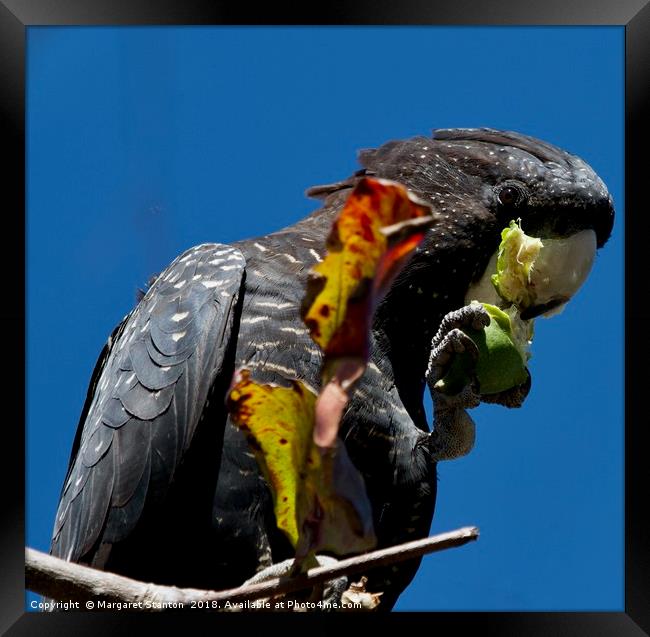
[498,186,519,206]
[495,181,528,209]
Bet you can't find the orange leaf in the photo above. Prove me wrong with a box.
[301,177,435,364]
[227,178,434,565]
[302,178,436,447]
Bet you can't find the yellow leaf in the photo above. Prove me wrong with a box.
[227,178,434,562]
[228,371,375,558]
[227,370,316,547]
[301,177,434,362]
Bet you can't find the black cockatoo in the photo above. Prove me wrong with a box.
[50,128,614,610]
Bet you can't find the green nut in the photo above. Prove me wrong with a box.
[491,219,543,308]
[435,302,529,396]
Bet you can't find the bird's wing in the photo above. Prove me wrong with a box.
[50,243,246,563]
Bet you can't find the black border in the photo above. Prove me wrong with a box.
[3,1,648,634]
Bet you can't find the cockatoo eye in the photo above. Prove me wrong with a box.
[495,181,528,210]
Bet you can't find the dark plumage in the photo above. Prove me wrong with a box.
[51,128,614,610]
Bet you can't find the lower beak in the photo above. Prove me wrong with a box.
[520,296,570,320]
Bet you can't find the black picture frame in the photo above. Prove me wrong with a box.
[3,1,647,634]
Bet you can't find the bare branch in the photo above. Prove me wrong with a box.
[27,526,479,610]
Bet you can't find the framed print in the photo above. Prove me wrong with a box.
[2,1,647,635]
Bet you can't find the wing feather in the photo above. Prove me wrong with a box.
[51,243,246,563]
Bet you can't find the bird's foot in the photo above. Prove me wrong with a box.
[242,556,348,610]
[480,369,531,408]
[424,304,532,462]
[426,303,489,410]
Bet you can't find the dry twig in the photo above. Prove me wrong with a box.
[26,526,479,610]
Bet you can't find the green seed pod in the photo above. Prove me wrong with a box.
[435,303,530,396]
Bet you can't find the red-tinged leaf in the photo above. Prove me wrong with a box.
[297,440,376,561]
[227,370,316,547]
[228,370,375,562]
[313,379,349,448]
[302,177,436,448]
[227,178,435,569]
[313,358,366,449]
[301,177,436,366]
[374,227,429,300]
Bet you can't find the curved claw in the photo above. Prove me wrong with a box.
[426,303,489,413]
[435,380,481,411]
[427,328,479,385]
[431,303,490,351]
[424,304,531,463]
[242,556,348,608]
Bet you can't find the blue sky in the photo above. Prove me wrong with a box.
[26,26,623,611]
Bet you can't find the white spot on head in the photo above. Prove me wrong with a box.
[171,331,186,342]
[171,311,189,322]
